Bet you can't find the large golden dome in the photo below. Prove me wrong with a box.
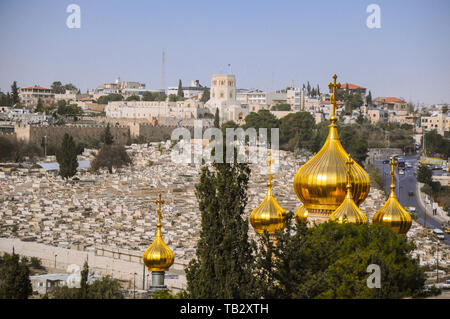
[373,156,412,234]
[143,193,175,271]
[293,74,370,217]
[250,153,286,234]
[329,155,368,225]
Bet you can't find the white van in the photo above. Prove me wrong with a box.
[433,228,445,240]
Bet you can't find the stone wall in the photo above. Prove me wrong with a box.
[15,124,130,147]
[0,238,187,291]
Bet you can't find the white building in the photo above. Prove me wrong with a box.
[105,100,206,120]
[167,80,207,100]
[236,90,287,108]
[204,74,248,124]
[286,88,305,111]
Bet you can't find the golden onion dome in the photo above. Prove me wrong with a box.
[143,193,174,271]
[293,74,370,217]
[329,155,368,225]
[250,152,286,234]
[295,205,308,223]
[373,156,412,234]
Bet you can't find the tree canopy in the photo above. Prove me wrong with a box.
[255,215,426,299]
[56,133,78,178]
[0,253,32,299]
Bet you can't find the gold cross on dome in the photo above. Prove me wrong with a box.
[390,155,398,184]
[328,74,341,122]
[267,152,273,186]
[155,193,164,222]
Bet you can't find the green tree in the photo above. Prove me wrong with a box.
[416,164,433,185]
[78,261,89,299]
[200,88,210,103]
[63,83,78,92]
[91,145,132,173]
[35,98,45,113]
[126,95,140,101]
[11,81,20,105]
[168,94,178,102]
[56,133,78,178]
[100,123,114,145]
[271,103,291,111]
[340,125,369,165]
[51,81,65,94]
[184,152,257,298]
[423,130,450,157]
[87,276,123,299]
[366,91,372,106]
[280,111,316,152]
[243,109,280,144]
[255,216,426,299]
[0,253,32,299]
[177,79,184,98]
[214,108,220,128]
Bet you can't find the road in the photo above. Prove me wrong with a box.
[374,154,450,245]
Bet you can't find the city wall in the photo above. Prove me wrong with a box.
[0,238,187,292]
[13,123,200,148]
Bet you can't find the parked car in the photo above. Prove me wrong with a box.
[382,159,389,164]
[399,169,405,175]
[442,280,450,290]
[406,162,413,168]
[433,228,445,240]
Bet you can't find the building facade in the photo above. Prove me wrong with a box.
[19,85,55,109]
[204,74,248,124]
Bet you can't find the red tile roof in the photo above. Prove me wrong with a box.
[340,83,366,90]
[374,97,406,103]
[22,85,51,91]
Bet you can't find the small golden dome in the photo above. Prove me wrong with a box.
[250,152,286,234]
[295,205,308,223]
[373,156,412,234]
[143,193,174,271]
[293,74,370,216]
[329,155,368,225]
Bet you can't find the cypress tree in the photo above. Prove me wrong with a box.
[79,261,89,299]
[56,133,78,179]
[185,149,257,298]
[11,81,19,105]
[101,123,114,145]
[200,88,210,103]
[0,253,32,299]
[177,79,184,98]
[367,90,372,106]
[214,108,220,128]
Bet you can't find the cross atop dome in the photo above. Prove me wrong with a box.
[328,73,341,124]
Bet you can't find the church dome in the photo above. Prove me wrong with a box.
[373,156,412,234]
[293,74,370,217]
[250,153,286,234]
[143,194,174,271]
[295,205,308,223]
[329,155,368,225]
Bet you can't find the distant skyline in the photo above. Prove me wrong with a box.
[1,0,450,105]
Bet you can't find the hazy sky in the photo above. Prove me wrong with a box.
[1,0,449,104]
